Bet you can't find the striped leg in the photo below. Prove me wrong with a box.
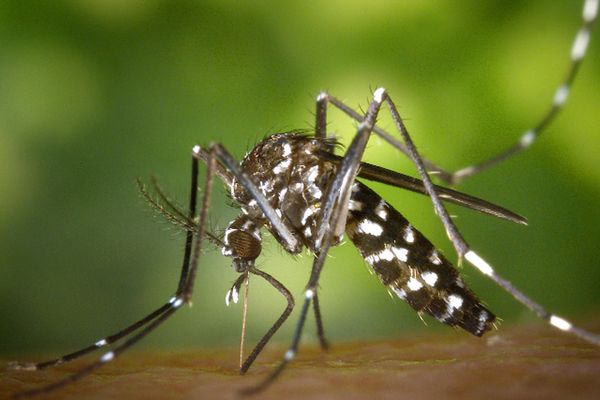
[376,88,600,346]
[243,89,387,394]
[318,0,598,185]
[450,0,597,183]
[9,146,216,398]
[8,302,173,374]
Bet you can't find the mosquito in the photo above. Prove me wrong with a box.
[9,0,599,397]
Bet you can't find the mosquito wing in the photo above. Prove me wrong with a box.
[319,151,527,225]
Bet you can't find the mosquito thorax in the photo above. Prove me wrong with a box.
[228,133,339,254]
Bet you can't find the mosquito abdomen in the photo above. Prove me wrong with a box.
[346,181,495,337]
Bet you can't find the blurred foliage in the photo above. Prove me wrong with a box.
[1,0,599,356]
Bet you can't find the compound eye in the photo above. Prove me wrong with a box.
[227,229,262,261]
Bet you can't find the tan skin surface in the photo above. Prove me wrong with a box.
[3,323,600,400]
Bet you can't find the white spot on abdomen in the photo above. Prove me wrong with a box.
[429,250,442,265]
[447,294,463,310]
[406,277,423,292]
[391,246,409,262]
[403,226,415,243]
[374,200,388,220]
[348,199,363,211]
[421,271,438,287]
[357,219,384,236]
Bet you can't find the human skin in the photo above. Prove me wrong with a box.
[3,322,600,400]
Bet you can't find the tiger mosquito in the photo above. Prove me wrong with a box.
[9,0,599,397]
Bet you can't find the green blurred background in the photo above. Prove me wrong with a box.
[1,0,599,357]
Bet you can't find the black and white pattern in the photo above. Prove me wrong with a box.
[9,1,599,398]
[346,181,494,336]
[228,133,495,337]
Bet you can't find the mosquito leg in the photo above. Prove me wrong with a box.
[10,146,209,397]
[241,298,311,395]
[9,147,202,376]
[241,246,331,395]
[314,90,361,351]
[319,92,452,182]
[324,0,597,186]
[314,88,386,249]
[176,146,201,294]
[315,90,344,157]
[181,145,218,303]
[240,268,295,374]
[316,151,527,224]
[13,304,182,399]
[198,142,322,375]
[322,86,593,345]
[312,291,329,351]
[450,0,597,184]
[194,146,233,186]
[244,90,388,394]
[380,91,469,260]
[380,90,600,347]
[315,92,328,140]
[8,302,173,372]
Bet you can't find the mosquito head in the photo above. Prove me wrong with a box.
[227,230,261,273]
[222,215,262,273]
